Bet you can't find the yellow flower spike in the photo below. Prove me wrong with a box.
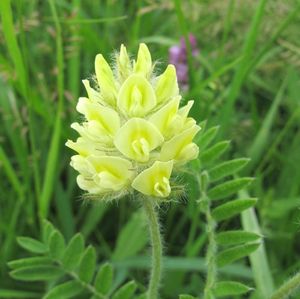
[155,64,179,104]
[149,96,182,139]
[117,74,156,117]
[76,97,120,136]
[95,54,117,105]
[134,43,152,77]
[117,44,132,82]
[87,156,134,192]
[132,160,173,198]
[114,118,164,162]
[160,125,201,163]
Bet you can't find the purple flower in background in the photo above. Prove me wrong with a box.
[169,34,199,89]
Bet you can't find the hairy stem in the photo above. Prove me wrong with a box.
[270,272,300,299]
[203,195,217,299]
[143,198,163,299]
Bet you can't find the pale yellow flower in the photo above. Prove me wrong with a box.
[66,43,200,199]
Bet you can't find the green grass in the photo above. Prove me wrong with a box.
[1,0,300,298]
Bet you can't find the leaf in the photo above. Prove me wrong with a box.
[8,257,52,269]
[197,126,219,150]
[10,266,63,281]
[214,281,253,297]
[94,262,113,294]
[112,211,148,261]
[43,281,84,299]
[209,158,250,181]
[49,230,66,259]
[208,178,254,200]
[78,245,96,283]
[112,281,137,299]
[179,295,197,299]
[201,141,230,163]
[0,289,41,298]
[217,243,260,267]
[216,230,261,246]
[62,233,84,270]
[212,198,257,221]
[17,237,48,254]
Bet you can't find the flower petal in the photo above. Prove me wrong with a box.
[65,137,104,156]
[149,96,182,139]
[76,97,120,136]
[95,54,117,105]
[155,64,179,104]
[116,44,132,82]
[160,125,200,163]
[114,118,164,162]
[133,43,152,77]
[132,161,173,197]
[87,156,134,191]
[117,74,156,117]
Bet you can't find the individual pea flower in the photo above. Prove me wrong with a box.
[169,34,200,90]
[66,43,200,200]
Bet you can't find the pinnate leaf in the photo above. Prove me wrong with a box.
[212,198,257,221]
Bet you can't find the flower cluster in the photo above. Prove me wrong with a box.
[66,44,200,199]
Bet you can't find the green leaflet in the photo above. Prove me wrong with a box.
[10,265,63,281]
[216,230,261,246]
[212,198,257,221]
[214,281,253,297]
[208,158,250,181]
[208,178,254,200]
[62,233,85,270]
[112,281,137,299]
[49,230,66,259]
[201,141,230,164]
[78,246,97,283]
[43,281,84,299]
[217,243,261,267]
[0,289,41,298]
[8,257,52,269]
[94,262,113,294]
[197,125,219,150]
[179,295,197,299]
[16,237,48,254]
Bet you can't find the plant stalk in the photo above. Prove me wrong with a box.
[203,195,217,299]
[143,198,163,299]
[270,272,300,299]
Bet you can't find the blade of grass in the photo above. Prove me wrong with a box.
[39,0,65,219]
[219,0,268,133]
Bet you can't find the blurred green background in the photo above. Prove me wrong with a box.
[1,0,300,298]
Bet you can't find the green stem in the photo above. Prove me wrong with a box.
[270,272,300,299]
[143,198,163,299]
[203,195,217,299]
